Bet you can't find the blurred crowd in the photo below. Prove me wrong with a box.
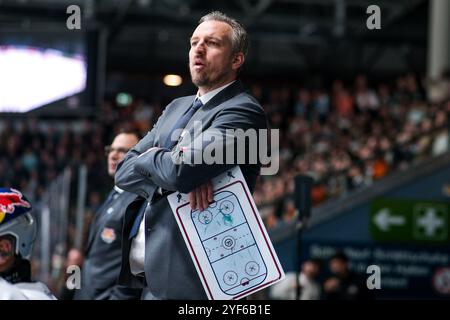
[269,251,374,300]
[253,73,450,229]
[0,73,449,235]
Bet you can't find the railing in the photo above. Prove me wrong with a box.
[32,165,87,286]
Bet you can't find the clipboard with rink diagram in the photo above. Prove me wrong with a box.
[168,166,285,300]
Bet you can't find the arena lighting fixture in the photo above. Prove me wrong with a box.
[116,92,132,107]
[0,46,86,113]
[163,74,183,87]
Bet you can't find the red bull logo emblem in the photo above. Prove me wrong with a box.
[101,227,116,244]
[0,188,31,224]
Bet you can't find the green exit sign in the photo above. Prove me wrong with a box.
[370,199,449,244]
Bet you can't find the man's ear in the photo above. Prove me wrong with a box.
[231,52,245,71]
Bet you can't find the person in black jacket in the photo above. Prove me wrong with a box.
[324,251,373,300]
[71,131,142,300]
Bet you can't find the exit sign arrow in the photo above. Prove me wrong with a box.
[370,199,449,243]
[373,208,406,231]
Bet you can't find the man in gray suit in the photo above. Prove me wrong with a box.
[115,11,268,299]
[72,131,142,300]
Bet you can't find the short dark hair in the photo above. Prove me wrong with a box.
[330,251,349,263]
[309,258,323,268]
[199,11,249,57]
[117,129,141,140]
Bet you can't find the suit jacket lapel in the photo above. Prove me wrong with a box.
[157,96,196,147]
[185,80,246,130]
[157,80,246,147]
[202,80,245,111]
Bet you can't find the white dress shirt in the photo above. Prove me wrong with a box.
[129,202,148,275]
[128,80,236,276]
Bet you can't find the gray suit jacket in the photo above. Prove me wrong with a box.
[115,80,268,299]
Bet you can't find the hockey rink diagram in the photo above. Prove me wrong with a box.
[191,191,268,295]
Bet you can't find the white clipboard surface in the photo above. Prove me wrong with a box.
[168,166,285,300]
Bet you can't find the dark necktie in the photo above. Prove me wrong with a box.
[162,98,203,148]
[128,200,148,239]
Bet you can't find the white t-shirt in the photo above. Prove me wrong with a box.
[129,202,148,275]
[0,277,56,300]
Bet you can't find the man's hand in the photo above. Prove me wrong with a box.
[189,180,213,211]
[66,248,84,268]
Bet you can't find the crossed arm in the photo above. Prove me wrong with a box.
[115,101,266,210]
[133,146,213,211]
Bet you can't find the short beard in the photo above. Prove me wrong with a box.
[190,71,209,88]
[190,69,230,92]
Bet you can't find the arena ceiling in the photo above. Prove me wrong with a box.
[0,0,429,77]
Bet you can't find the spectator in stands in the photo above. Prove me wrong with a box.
[354,74,380,114]
[332,80,354,118]
[0,72,449,236]
[57,248,84,300]
[270,259,322,300]
[323,251,372,300]
[294,88,311,119]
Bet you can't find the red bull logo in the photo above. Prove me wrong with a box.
[0,188,31,224]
